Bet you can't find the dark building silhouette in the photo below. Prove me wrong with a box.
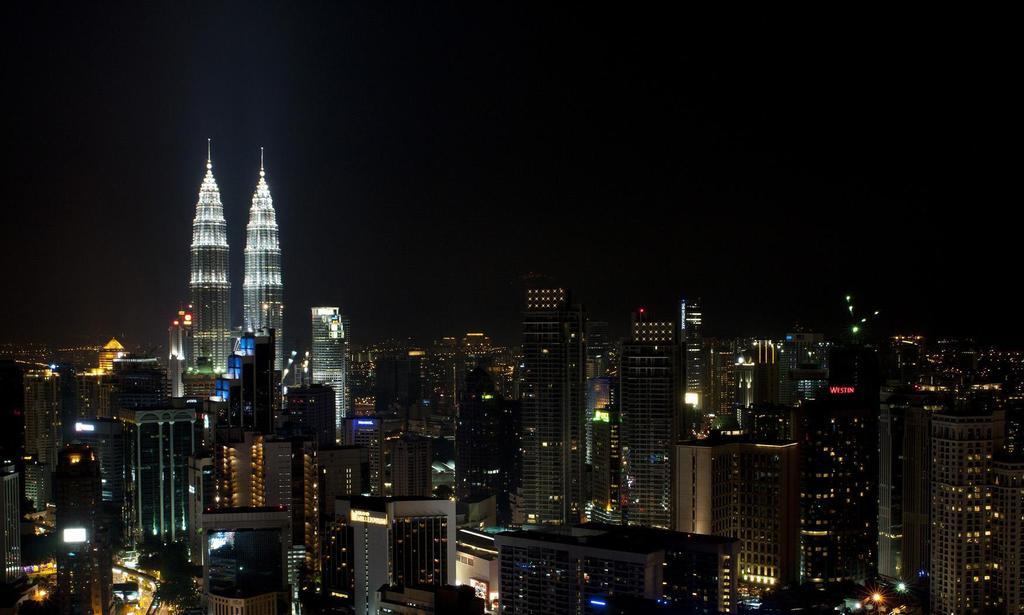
[225,329,277,434]
[455,367,518,525]
[795,345,879,583]
[285,383,336,448]
[374,350,425,414]
[54,444,112,615]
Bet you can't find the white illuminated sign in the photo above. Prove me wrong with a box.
[74,422,95,432]
[63,528,87,543]
[684,392,699,407]
[350,510,388,526]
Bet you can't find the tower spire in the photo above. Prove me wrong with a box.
[260,146,265,178]
[207,138,212,170]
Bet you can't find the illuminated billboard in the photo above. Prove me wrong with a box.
[63,527,87,543]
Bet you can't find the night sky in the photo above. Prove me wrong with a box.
[2,7,1016,350]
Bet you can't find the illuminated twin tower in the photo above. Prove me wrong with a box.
[188,141,284,372]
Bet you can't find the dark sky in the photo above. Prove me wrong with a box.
[2,6,1017,350]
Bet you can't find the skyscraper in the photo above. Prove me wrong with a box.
[390,433,433,498]
[130,406,195,542]
[796,392,878,584]
[681,298,705,415]
[285,384,336,448]
[243,150,284,371]
[24,367,60,471]
[1,463,21,586]
[456,368,518,525]
[311,307,347,441]
[672,433,800,591]
[189,142,231,373]
[54,444,112,615]
[929,406,1016,614]
[520,287,586,525]
[224,330,277,434]
[878,390,940,585]
[327,496,455,615]
[343,417,383,496]
[168,307,194,398]
[620,312,678,529]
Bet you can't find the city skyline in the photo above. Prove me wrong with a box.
[2,8,1017,350]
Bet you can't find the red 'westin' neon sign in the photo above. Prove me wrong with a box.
[829,385,856,395]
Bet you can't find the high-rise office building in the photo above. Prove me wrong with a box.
[67,418,133,541]
[111,356,166,414]
[168,308,194,398]
[620,313,677,529]
[456,368,518,525]
[390,433,433,498]
[585,320,611,379]
[243,152,285,371]
[672,433,800,591]
[343,417,383,496]
[1,463,21,586]
[189,144,232,373]
[749,340,780,406]
[202,507,291,615]
[589,400,622,525]
[777,332,828,407]
[681,298,705,414]
[585,375,615,467]
[878,391,941,584]
[326,496,455,615]
[130,406,195,542]
[24,368,60,471]
[54,444,112,615]
[520,287,585,525]
[311,307,348,440]
[285,384,336,447]
[224,330,277,434]
[705,338,738,428]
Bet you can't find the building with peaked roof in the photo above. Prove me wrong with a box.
[189,140,231,373]
[243,148,284,371]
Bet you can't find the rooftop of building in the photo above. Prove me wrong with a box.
[339,494,450,513]
[202,505,289,515]
[679,430,796,448]
[497,523,736,554]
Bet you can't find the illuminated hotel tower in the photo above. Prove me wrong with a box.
[243,148,284,370]
[189,141,232,373]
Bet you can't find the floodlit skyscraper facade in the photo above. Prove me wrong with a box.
[189,143,232,373]
[312,307,347,440]
[243,151,284,370]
